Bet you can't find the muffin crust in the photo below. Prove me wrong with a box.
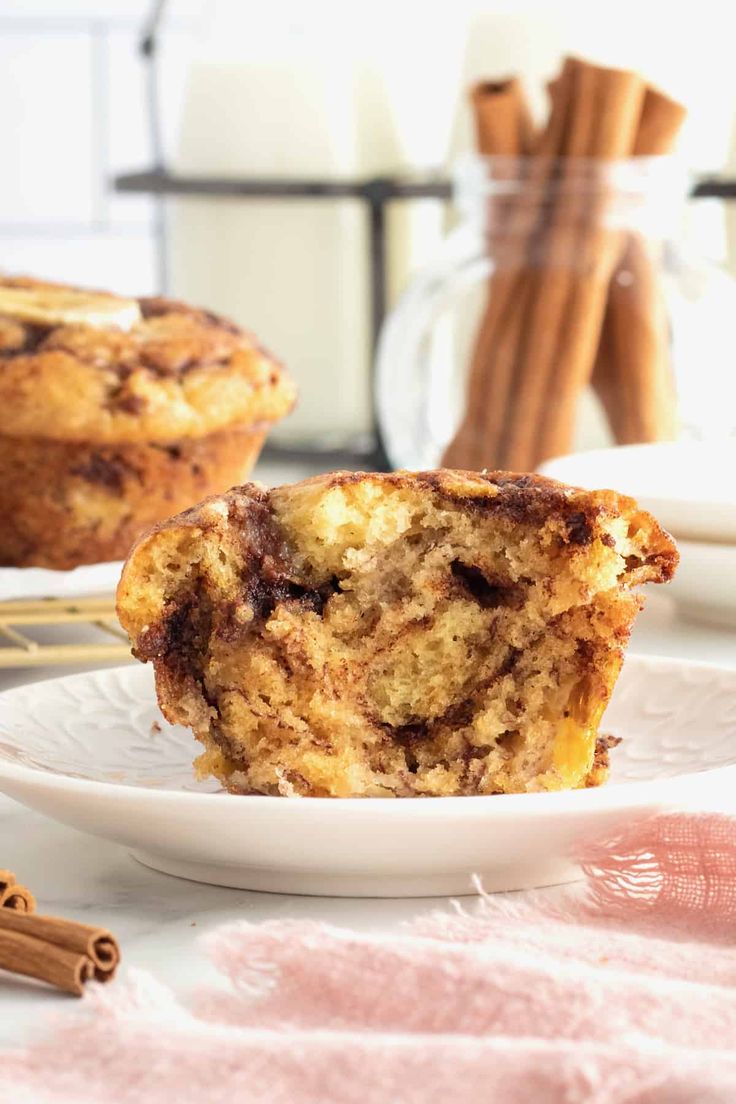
[0,427,266,569]
[0,284,295,443]
[0,276,295,567]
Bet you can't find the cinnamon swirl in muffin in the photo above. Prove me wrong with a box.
[117,469,677,797]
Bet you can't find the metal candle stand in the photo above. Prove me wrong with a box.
[115,170,452,471]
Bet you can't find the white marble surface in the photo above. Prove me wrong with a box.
[0,794,443,1047]
[0,588,734,1049]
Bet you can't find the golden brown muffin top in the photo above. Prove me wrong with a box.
[282,468,678,576]
[0,276,295,443]
[119,467,678,641]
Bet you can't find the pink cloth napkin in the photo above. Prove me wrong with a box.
[6,813,736,1103]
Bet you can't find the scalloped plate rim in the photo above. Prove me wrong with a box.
[0,654,734,814]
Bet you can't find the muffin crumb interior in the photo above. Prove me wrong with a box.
[117,471,677,797]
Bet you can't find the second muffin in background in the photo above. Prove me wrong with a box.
[0,276,295,569]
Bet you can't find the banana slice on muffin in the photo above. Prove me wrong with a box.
[117,470,677,798]
[0,280,141,330]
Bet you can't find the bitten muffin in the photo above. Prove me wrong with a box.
[117,470,677,798]
[0,275,295,568]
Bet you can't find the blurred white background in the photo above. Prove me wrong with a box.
[2,0,736,447]
[1,0,735,295]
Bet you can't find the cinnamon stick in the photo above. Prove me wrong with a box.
[634,86,687,157]
[442,77,539,469]
[593,243,677,444]
[0,907,119,995]
[443,58,684,473]
[0,927,93,996]
[0,870,36,913]
[471,78,535,156]
[444,57,616,471]
[469,62,578,469]
[0,908,119,978]
[592,86,685,444]
[500,58,646,470]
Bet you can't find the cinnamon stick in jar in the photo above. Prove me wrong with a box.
[499,58,647,471]
[443,57,685,473]
[464,63,578,473]
[592,87,686,444]
[471,77,534,157]
[442,79,536,470]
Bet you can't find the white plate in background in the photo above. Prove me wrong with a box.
[0,561,124,603]
[0,657,733,898]
[665,537,736,629]
[540,442,736,542]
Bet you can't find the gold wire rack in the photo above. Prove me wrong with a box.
[0,596,131,668]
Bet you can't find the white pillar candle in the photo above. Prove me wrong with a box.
[169,2,469,447]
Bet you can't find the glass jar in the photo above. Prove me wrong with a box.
[376,154,736,472]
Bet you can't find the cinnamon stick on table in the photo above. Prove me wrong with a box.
[0,869,36,913]
[499,58,647,471]
[0,906,119,996]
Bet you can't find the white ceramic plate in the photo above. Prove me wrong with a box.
[540,442,736,543]
[666,538,736,629]
[0,561,124,603]
[542,444,736,628]
[0,658,734,898]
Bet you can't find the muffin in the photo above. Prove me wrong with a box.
[0,275,295,568]
[117,470,677,798]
